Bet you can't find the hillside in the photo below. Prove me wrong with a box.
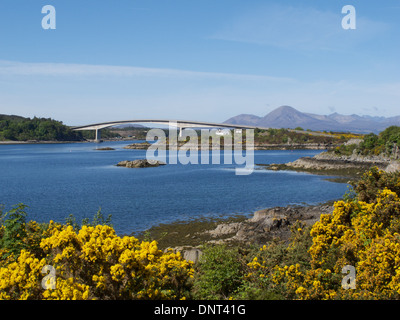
[0,114,83,142]
[224,106,400,133]
[0,114,119,142]
[332,125,400,158]
[258,106,326,129]
[222,114,262,126]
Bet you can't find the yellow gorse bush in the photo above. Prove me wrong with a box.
[0,249,47,300]
[0,221,193,300]
[272,172,400,299]
[244,168,400,300]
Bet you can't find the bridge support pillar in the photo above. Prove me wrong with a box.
[94,128,102,143]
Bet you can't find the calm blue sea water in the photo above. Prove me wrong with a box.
[0,141,348,235]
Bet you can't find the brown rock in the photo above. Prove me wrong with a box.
[116,159,166,168]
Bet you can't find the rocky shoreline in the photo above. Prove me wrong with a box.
[262,151,400,176]
[202,203,334,244]
[137,202,335,263]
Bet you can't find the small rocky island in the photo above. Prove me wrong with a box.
[95,147,115,151]
[116,159,166,168]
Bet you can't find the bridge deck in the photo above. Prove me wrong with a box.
[72,119,268,131]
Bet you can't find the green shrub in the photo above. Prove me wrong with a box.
[350,166,400,203]
[192,245,244,299]
[0,204,29,258]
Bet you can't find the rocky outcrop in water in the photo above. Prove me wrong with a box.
[95,147,115,151]
[116,159,166,168]
[285,156,383,171]
[124,142,152,149]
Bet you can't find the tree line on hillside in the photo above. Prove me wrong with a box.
[0,115,119,142]
[334,126,400,157]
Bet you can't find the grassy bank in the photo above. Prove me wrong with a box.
[134,214,248,249]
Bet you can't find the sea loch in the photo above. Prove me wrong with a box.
[0,141,348,235]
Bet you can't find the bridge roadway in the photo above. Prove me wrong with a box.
[72,119,267,142]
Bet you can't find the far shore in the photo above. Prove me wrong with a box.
[0,139,337,151]
[0,140,88,145]
[124,141,335,151]
[0,138,137,145]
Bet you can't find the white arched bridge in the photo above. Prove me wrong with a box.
[72,119,265,142]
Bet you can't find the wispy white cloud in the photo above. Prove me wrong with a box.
[210,4,389,52]
[0,61,399,124]
[0,60,294,83]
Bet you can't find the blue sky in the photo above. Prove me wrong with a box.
[0,0,399,125]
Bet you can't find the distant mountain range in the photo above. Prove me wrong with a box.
[223,106,400,133]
